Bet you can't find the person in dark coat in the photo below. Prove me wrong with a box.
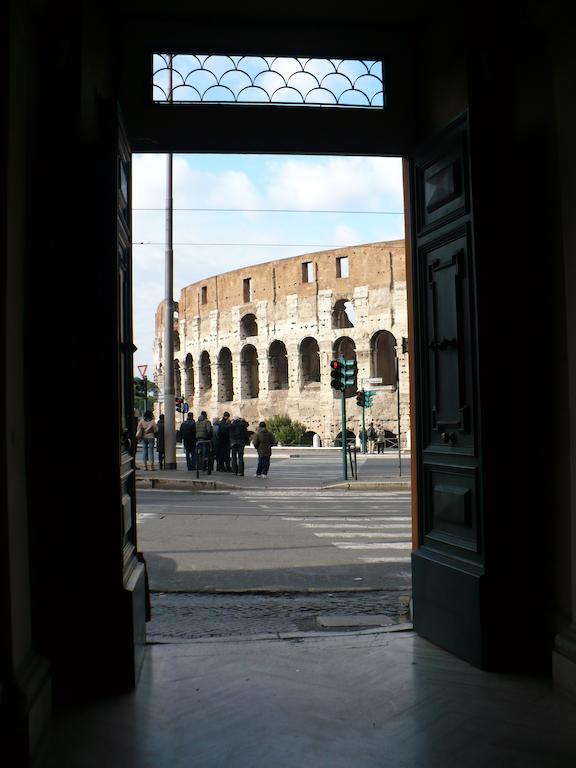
[229,416,249,476]
[216,411,231,472]
[195,411,213,470]
[156,414,165,469]
[179,412,197,471]
[252,421,276,478]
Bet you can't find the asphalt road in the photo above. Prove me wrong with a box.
[137,488,413,593]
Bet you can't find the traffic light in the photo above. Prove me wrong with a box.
[342,358,357,389]
[364,390,375,408]
[175,397,183,412]
[356,390,365,407]
[330,359,344,391]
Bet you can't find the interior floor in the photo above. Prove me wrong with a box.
[46,630,576,767]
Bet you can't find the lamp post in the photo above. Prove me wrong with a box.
[163,55,177,469]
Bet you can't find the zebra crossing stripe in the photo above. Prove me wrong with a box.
[361,556,411,563]
[334,542,412,550]
[313,532,411,539]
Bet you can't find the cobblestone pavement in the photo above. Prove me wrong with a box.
[147,591,412,641]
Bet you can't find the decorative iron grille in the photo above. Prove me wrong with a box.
[153,54,385,109]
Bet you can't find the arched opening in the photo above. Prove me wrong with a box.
[218,347,234,402]
[332,299,355,329]
[300,337,320,387]
[371,330,397,386]
[333,336,356,397]
[302,430,321,447]
[240,344,259,399]
[174,359,182,398]
[199,350,212,394]
[240,313,258,339]
[268,340,289,390]
[335,429,356,447]
[184,353,194,400]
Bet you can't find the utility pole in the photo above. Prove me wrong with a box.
[396,351,402,476]
[163,54,177,470]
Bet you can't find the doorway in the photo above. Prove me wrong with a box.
[131,151,415,640]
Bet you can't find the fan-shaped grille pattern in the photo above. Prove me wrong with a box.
[153,54,385,108]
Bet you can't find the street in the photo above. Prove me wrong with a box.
[137,488,412,592]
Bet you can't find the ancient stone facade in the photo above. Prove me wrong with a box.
[153,240,410,447]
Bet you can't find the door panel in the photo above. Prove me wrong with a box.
[115,106,149,681]
[410,112,485,667]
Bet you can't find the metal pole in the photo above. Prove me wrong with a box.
[361,390,366,454]
[397,352,402,476]
[143,376,147,414]
[163,55,177,469]
[341,366,348,480]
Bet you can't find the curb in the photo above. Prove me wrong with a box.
[136,477,411,492]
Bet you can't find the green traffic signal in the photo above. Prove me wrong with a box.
[342,358,357,388]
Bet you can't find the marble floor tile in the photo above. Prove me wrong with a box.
[46,632,576,768]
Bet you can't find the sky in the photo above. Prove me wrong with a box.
[131,153,405,378]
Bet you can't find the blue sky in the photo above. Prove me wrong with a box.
[131,153,405,377]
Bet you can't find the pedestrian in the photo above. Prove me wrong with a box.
[195,410,213,471]
[136,410,158,470]
[229,415,249,476]
[217,411,232,472]
[156,414,165,469]
[211,416,220,472]
[367,422,377,454]
[179,411,197,471]
[252,421,276,478]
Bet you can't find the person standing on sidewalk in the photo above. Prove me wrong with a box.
[252,421,275,478]
[229,415,249,476]
[179,412,197,471]
[195,411,213,471]
[217,411,232,472]
[367,422,377,454]
[156,414,165,469]
[136,410,158,471]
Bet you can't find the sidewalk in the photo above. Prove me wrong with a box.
[135,449,412,492]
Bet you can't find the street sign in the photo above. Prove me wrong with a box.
[137,364,148,378]
[364,377,382,384]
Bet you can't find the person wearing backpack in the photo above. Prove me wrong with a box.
[366,422,377,454]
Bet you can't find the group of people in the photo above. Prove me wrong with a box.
[135,410,276,477]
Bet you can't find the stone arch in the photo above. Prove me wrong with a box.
[268,340,289,390]
[240,313,258,339]
[332,298,355,329]
[371,330,397,386]
[184,353,194,400]
[241,344,259,399]
[218,347,234,402]
[333,336,357,397]
[303,430,321,447]
[199,350,212,394]
[174,359,182,398]
[300,337,320,386]
[335,429,356,447]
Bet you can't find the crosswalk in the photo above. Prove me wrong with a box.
[242,491,413,565]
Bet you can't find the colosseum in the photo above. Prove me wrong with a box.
[153,240,410,448]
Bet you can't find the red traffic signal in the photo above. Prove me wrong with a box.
[356,390,365,407]
[330,359,343,390]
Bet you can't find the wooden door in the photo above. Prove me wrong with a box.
[409,113,485,666]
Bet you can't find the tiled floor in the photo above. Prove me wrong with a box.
[47,630,576,767]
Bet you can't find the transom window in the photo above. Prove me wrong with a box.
[153,54,384,109]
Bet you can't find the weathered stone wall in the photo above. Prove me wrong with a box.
[153,240,410,447]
